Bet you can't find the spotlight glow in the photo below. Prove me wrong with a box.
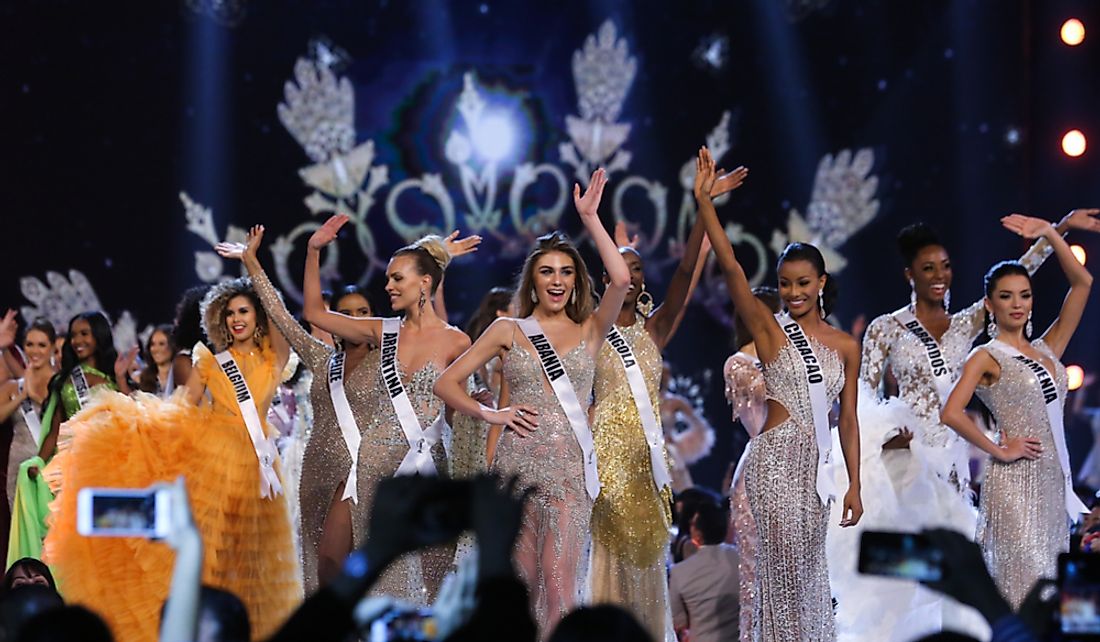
[471,114,515,161]
[1063,129,1087,157]
[1068,365,1085,391]
[1072,244,1087,265]
[1062,18,1086,46]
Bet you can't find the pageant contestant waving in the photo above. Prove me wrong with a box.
[42,277,302,641]
[435,168,631,636]
[301,214,477,604]
[941,212,1096,610]
[694,146,862,642]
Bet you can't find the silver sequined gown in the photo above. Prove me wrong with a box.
[975,339,1069,610]
[493,336,595,636]
[744,333,844,642]
[724,353,765,642]
[252,270,378,596]
[7,383,42,511]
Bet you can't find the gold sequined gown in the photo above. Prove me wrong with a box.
[590,318,674,642]
[494,336,595,636]
[744,333,844,642]
[252,270,378,596]
[724,353,765,642]
[975,339,1069,610]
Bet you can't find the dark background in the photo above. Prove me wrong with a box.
[3,0,1099,490]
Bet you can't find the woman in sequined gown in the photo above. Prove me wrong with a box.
[942,213,1096,610]
[0,319,55,513]
[217,228,376,595]
[723,287,779,642]
[695,147,863,641]
[436,168,630,636]
[831,211,1099,641]
[585,165,745,642]
[301,215,477,605]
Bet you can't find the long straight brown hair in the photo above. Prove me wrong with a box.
[513,231,595,323]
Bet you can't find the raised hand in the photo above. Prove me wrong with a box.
[215,225,265,263]
[694,146,718,200]
[1062,208,1100,233]
[114,346,139,378]
[1001,214,1055,240]
[443,230,482,258]
[308,213,350,250]
[614,220,641,249]
[998,433,1042,462]
[710,166,749,198]
[573,167,608,220]
[0,309,17,350]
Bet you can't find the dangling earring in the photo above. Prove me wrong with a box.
[818,290,826,319]
[570,287,577,306]
[1026,311,1033,338]
[530,287,538,304]
[635,282,655,317]
[418,289,427,310]
[943,288,951,312]
[987,314,999,339]
[909,279,917,309]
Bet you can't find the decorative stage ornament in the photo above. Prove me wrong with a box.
[19,270,149,354]
[769,148,879,273]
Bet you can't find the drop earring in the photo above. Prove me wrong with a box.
[818,290,826,319]
[419,289,427,310]
[1026,311,1033,338]
[635,283,655,317]
[909,279,917,309]
[987,314,999,339]
[944,288,951,312]
[530,288,538,304]
[571,287,577,306]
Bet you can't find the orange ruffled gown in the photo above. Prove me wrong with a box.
[42,342,302,642]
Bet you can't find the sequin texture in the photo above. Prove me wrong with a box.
[745,333,844,642]
[975,339,1069,610]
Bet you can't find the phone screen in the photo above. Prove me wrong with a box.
[1060,553,1100,637]
[857,531,945,582]
[76,488,167,538]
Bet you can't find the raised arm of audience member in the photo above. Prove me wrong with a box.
[159,477,203,642]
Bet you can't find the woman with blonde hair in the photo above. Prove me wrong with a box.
[435,168,631,635]
[301,214,479,604]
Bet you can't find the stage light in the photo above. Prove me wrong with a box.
[1063,130,1087,157]
[1072,244,1087,265]
[1061,18,1085,46]
[471,113,515,161]
[1068,365,1085,391]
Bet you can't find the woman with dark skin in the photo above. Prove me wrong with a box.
[695,146,861,641]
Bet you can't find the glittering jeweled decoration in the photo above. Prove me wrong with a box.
[19,270,149,352]
[770,148,879,272]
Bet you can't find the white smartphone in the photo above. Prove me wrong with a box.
[76,487,173,539]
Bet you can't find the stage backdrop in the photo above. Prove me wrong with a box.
[4,0,1099,489]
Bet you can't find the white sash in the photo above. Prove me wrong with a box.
[70,367,92,410]
[161,367,175,399]
[893,306,954,408]
[214,351,283,499]
[990,340,1088,519]
[516,317,600,500]
[605,325,672,492]
[380,318,442,477]
[776,313,838,505]
[328,351,363,501]
[18,379,43,449]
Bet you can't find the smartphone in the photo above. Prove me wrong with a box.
[368,608,437,642]
[857,531,945,582]
[1059,553,1100,638]
[76,487,172,538]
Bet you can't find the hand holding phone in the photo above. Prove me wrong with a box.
[76,486,173,539]
[858,530,945,582]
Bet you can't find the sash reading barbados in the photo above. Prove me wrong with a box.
[893,306,954,406]
[776,313,838,505]
[516,317,601,500]
[991,340,1088,519]
[380,318,442,476]
[214,351,283,499]
[328,350,363,501]
[605,324,672,492]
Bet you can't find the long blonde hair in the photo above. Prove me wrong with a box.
[513,231,595,323]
